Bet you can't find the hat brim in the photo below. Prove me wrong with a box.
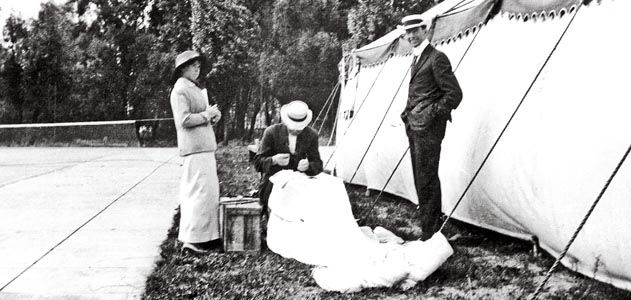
[398,23,424,31]
[280,105,313,131]
[172,56,202,82]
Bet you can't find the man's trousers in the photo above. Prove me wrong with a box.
[406,129,443,241]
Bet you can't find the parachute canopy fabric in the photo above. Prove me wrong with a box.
[334,0,631,291]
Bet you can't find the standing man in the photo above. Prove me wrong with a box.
[399,14,462,241]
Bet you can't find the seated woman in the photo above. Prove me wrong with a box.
[253,100,323,213]
[255,103,453,293]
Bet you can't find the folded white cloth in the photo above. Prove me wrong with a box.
[312,232,453,292]
[266,170,453,292]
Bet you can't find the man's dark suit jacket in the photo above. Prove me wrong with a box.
[401,44,462,134]
[253,123,323,207]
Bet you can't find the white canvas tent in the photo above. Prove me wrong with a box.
[330,0,631,291]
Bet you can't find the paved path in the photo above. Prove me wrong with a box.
[0,147,181,300]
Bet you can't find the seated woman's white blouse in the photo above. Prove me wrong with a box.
[288,134,297,154]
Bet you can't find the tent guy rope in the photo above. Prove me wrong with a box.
[313,81,340,132]
[317,83,339,136]
[324,55,392,169]
[357,7,487,222]
[529,141,631,300]
[438,1,583,233]
[348,63,412,183]
[358,147,410,224]
[326,93,341,147]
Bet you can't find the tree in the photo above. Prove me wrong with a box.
[191,0,260,141]
[346,0,433,50]
[148,0,193,53]
[258,0,346,134]
[0,0,431,137]
[21,3,74,123]
[72,0,153,120]
[1,15,28,123]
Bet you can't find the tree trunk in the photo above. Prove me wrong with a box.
[16,103,23,124]
[246,88,262,141]
[263,94,272,126]
[222,100,233,145]
[227,85,250,141]
[216,103,229,143]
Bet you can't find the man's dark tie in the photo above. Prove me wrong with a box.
[411,55,419,71]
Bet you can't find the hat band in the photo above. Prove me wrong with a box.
[403,20,423,27]
[288,115,307,122]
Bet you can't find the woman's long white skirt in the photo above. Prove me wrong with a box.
[178,152,220,243]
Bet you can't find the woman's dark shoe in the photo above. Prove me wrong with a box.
[203,239,223,252]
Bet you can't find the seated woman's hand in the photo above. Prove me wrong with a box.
[297,158,309,172]
[272,153,290,166]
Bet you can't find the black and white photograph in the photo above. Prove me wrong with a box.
[0,0,629,299]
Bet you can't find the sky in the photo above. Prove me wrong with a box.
[0,0,64,41]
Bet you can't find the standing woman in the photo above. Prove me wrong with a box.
[170,50,222,253]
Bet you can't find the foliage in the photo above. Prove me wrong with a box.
[191,0,261,141]
[20,3,75,123]
[259,0,345,115]
[0,0,431,139]
[346,0,433,50]
[147,0,193,53]
[0,49,24,123]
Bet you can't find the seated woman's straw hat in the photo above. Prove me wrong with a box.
[280,100,313,131]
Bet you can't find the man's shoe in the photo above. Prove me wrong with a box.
[182,242,210,254]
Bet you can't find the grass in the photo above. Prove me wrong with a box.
[143,141,631,300]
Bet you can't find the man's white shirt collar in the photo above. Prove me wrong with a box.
[413,39,430,57]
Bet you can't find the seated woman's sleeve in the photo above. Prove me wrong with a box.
[305,130,323,176]
[254,127,275,174]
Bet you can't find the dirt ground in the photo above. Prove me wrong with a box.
[143,142,631,300]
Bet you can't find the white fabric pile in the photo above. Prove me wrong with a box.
[266,170,453,292]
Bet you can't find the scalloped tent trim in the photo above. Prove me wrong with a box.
[499,0,581,20]
[434,22,486,45]
[501,4,579,21]
[345,0,611,68]
[499,0,610,22]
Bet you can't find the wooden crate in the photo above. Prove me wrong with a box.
[219,197,262,253]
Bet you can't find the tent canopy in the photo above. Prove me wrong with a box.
[334,0,631,292]
[350,0,582,66]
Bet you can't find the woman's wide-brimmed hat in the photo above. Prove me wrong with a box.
[280,100,313,131]
[172,50,202,82]
[174,50,201,70]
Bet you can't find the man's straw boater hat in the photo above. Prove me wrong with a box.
[399,14,432,31]
[280,100,313,131]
